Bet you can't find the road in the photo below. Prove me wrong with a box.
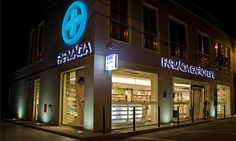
[1,118,236,141]
[0,122,79,141]
[120,118,236,141]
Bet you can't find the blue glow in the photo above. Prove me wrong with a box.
[62,1,87,45]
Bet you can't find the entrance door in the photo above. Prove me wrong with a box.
[62,68,85,126]
[33,79,40,120]
[191,85,205,120]
[27,81,34,120]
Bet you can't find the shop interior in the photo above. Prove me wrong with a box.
[33,79,40,121]
[217,85,231,117]
[111,69,158,127]
[62,68,85,126]
[173,78,208,120]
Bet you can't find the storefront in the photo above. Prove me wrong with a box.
[173,78,210,121]
[61,66,85,126]
[217,85,231,117]
[7,0,235,133]
[111,69,158,128]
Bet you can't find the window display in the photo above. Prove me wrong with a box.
[217,85,230,117]
[62,68,85,126]
[111,69,157,126]
[173,82,206,120]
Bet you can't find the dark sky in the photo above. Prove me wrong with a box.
[4,0,46,74]
[189,0,236,36]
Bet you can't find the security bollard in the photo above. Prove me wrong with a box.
[103,107,105,134]
[133,107,135,131]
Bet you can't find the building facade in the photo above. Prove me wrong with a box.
[8,0,235,132]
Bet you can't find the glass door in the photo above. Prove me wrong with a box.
[62,67,85,126]
[33,79,40,120]
[191,85,205,120]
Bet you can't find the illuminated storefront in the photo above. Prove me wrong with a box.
[8,0,235,133]
[61,67,85,126]
[217,85,231,117]
[111,69,158,127]
[173,79,210,120]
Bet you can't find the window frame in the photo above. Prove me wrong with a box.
[197,31,210,68]
[110,0,130,43]
[35,21,45,63]
[214,40,231,73]
[168,16,188,60]
[142,2,160,52]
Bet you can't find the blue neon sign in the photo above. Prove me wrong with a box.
[62,1,87,45]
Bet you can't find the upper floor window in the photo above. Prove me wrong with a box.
[169,19,187,60]
[28,29,37,65]
[27,21,44,65]
[35,21,44,62]
[215,42,231,73]
[110,0,129,42]
[143,4,159,51]
[197,32,210,67]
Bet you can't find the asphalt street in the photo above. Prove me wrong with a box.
[0,122,79,141]
[120,118,236,141]
[1,118,236,141]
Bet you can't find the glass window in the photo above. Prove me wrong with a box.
[62,68,85,126]
[28,29,37,65]
[111,69,158,128]
[110,0,129,42]
[143,5,159,51]
[35,22,44,62]
[215,42,230,72]
[197,33,210,67]
[169,19,187,60]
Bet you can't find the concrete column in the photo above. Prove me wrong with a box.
[209,80,217,118]
[84,54,112,132]
[158,70,173,123]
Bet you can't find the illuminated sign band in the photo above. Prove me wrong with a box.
[62,1,87,45]
[105,54,118,70]
[161,57,215,79]
[57,42,92,65]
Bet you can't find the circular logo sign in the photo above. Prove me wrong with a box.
[62,1,87,45]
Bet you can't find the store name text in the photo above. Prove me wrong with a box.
[161,57,215,79]
[57,42,92,65]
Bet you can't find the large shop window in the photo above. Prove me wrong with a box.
[173,82,208,120]
[111,69,158,128]
[217,85,231,117]
[62,67,85,126]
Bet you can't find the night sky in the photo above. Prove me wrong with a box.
[1,0,236,118]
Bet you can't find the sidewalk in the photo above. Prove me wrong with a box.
[5,116,236,141]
